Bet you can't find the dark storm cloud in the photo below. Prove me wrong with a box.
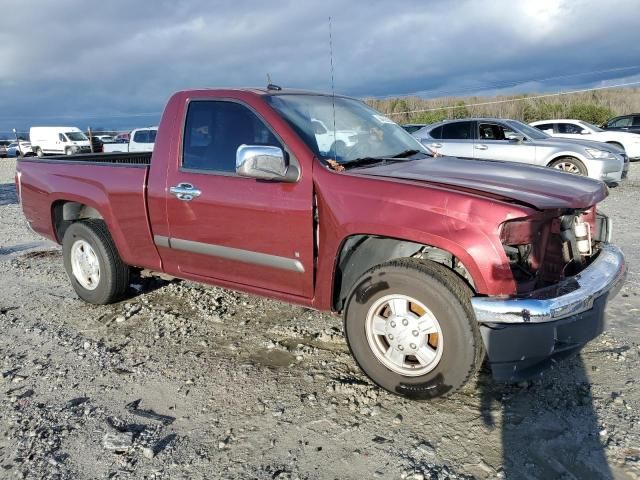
[1,0,639,132]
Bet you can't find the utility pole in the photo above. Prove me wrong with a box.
[12,128,21,157]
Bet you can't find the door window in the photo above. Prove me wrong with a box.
[59,133,66,142]
[429,125,443,139]
[610,116,632,128]
[133,130,156,143]
[534,123,555,132]
[633,116,640,126]
[440,121,473,140]
[557,123,583,134]
[478,123,517,141]
[182,101,282,172]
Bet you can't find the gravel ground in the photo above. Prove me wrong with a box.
[1,157,639,480]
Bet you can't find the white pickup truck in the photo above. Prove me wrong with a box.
[103,127,157,153]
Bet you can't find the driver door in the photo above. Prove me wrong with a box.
[159,99,314,298]
[473,122,536,164]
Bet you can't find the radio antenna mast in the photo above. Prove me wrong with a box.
[328,16,337,162]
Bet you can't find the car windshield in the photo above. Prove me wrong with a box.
[579,121,603,132]
[506,120,550,140]
[66,132,88,141]
[265,94,429,164]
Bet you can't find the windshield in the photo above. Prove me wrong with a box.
[506,120,550,140]
[265,94,428,164]
[66,131,88,141]
[579,121,603,132]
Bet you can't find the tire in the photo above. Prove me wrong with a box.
[65,147,72,156]
[549,156,588,176]
[36,147,43,157]
[344,258,483,400]
[62,220,130,304]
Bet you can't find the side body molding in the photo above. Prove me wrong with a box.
[153,235,305,273]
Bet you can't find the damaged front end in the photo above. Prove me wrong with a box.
[499,207,611,294]
[471,207,625,381]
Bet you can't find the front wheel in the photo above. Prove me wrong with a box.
[63,220,130,304]
[36,147,43,157]
[549,157,587,176]
[344,259,483,399]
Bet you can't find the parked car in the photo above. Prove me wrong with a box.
[601,114,640,134]
[94,135,115,143]
[310,118,358,155]
[103,127,157,153]
[530,119,640,160]
[16,87,625,399]
[401,124,428,134]
[30,127,92,156]
[7,141,33,157]
[115,132,130,143]
[413,118,627,183]
[0,140,11,158]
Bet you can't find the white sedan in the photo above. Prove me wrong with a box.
[530,119,640,160]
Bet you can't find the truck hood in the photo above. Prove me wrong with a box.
[354,156,608,210]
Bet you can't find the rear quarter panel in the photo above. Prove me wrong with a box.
[17,159,162,270]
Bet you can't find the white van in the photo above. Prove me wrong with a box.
[29,127,92,156]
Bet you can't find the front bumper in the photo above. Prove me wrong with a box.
[471,244,626,381]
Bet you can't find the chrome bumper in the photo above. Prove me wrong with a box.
[471,244,626,324]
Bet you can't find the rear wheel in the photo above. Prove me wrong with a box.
[549,156,587,176]
[36,147,43,157]
[344,259,483,399]
[63,220,130,304]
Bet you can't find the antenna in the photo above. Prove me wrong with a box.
[266,73,282,91]
[328,16,337,161]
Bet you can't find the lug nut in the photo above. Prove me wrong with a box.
[398,345,404,351]
[412,330,419,337]
[388,334,394,340]
[410,343,416,350]
[402,319,409,326]
[390,321,396,328]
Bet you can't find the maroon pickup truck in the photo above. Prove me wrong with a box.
[16,88,626,399]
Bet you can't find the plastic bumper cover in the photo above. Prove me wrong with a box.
[471,244,626,381]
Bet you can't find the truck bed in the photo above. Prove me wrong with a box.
[17,154,162,271]
[32,151,151,166]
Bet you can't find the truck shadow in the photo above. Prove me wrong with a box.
[478,354,613,479]
[0,183,18,206]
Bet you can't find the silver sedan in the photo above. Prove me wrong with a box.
[412,118,627,184]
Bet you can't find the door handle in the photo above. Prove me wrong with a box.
[475,144,488,150]
[169,183,201,201]
[430,143,442,148]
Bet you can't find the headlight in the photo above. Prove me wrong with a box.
[585,148,615,160]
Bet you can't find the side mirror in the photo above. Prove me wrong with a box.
[236,145,299,182]
[507,133,525,143]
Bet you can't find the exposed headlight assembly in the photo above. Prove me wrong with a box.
[585,148,615,160]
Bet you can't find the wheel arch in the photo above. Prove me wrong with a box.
[332,234,477,312]
[52,199,104,243]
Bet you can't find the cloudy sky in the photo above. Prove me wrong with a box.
[1,0,639,134]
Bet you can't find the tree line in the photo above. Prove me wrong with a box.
[365,87,640,126]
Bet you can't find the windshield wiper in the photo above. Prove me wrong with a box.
[338,157,388,169]
[391,149,422,158]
